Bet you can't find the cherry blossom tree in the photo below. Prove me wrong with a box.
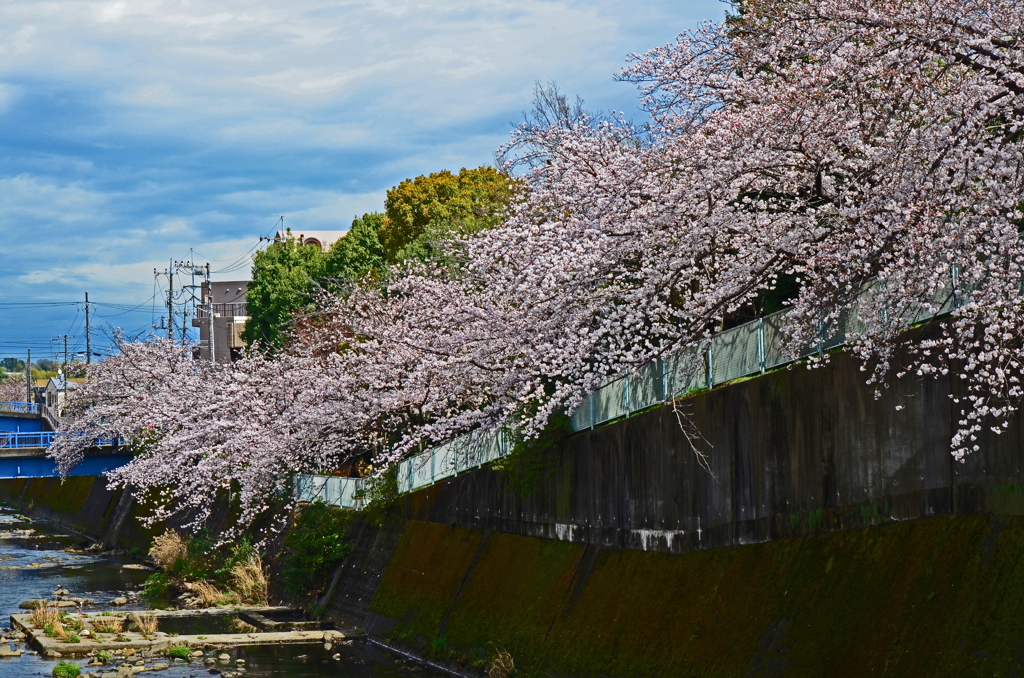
[50,0,1024,528]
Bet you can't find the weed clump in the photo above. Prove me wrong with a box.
[52,661,81,678]
[229,555,268,605]
[149,530,188,570]
[167,647,190,660]
[487,645,516,678]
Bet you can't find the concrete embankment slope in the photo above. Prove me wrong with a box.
[342,514,1024,676]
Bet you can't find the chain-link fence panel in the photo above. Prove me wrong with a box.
[763,309,796,369]
[628,359,666,413]
[592,377,627,427]
[711,321,760,385]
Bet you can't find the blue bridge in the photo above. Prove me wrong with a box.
[0,401,130,479]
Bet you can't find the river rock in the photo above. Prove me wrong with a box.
[208,670,220,675]
[100,673,117,678]
[217,654,230,662]
[19,599,46,609]
[123,649,136,658]
[86,672,101,678]
[151,663,169,671]
[109,597,128,606]
[0,645,23,657]
[323,642,332,651]
[332,653,340,660]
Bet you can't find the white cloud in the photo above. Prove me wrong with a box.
[0,0,726,343]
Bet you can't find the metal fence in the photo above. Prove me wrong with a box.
[0,432,121,450]
[297,273,964,509]
[293,474,366,510]
[0,401,39,415]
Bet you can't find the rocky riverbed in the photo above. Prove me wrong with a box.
[0,505,443,678]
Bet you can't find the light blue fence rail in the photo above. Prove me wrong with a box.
[0,431,120,450]
[293,474,367,510]
[0,401,39,415]
[296,274,964,507]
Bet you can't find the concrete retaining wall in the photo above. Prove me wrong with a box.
[403,342,1024,554]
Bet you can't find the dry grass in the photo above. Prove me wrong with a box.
[30,605,61,629]
[487,647,515,678]
[229,555,268,606]
[133,614,159,637]
[148,529,188,570]
[184,580,223,607]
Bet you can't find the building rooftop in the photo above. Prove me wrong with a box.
[275,229,348,252]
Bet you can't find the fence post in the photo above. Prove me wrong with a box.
[589,393,595,430]
[706,345,714,389]
[951,264,960,309]
[663,358,670,402]
[757,318,766,375]
[624,377,631,417]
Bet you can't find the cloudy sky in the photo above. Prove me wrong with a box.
[0,0,724,361]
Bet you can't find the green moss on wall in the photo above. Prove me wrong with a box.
[371,521,484,645]
[370,515,1024,677]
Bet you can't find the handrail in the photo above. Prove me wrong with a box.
[0,431,120,450]
[0,401,39,415]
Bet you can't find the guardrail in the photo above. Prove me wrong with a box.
[298,273,965,509]
[293,474,366,510]
[0,401,39,415]
[0,431,121,450]
[41,403,59,430]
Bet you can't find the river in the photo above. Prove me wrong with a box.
[0,505,444,678]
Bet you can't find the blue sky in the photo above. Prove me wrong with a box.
[0,0,725,362]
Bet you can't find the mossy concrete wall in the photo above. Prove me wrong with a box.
[404,343,1024,555]
[0,475,162,549]
[356,515,1024,676]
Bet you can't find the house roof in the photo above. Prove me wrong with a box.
[275,229,348,251]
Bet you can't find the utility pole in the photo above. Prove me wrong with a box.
[168,262,174,342]
[63,335,68,373]
[85,292,91,364]
[25,349,31,403]
[207,263,215,364]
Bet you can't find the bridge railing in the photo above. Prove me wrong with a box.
[0,431,121,450]
[0,401,39,415]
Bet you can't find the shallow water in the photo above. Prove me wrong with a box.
[0,506,444,678]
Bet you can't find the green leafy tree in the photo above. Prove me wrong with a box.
[323,212,387,282]
[242,230,327,351]
[380,166,514,263]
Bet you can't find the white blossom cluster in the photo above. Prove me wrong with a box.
[51,0,1024,528]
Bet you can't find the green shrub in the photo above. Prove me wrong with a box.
[143,573,170,597]
[282,501,353,599]
[167,647,190,660]
[356,466,399,526]
[214,538,257,583]
[96,652,112,664]
[52,661,81,678]
[43,623,56,637]
[64,634,81,644]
